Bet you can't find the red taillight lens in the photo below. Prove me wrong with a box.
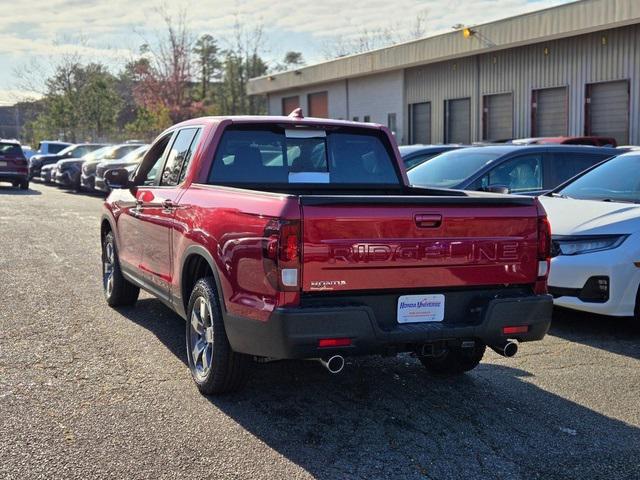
[318,338,352,348]
[537,216,551,261]
[502,325,529,335]
[279,223,299,262]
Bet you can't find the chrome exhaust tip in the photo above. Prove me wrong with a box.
[317,355,345,374]
[490,341,518,358]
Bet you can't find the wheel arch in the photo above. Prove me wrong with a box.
[179,245,227,319]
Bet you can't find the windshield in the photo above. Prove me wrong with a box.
[56,145,78,156]
[208,126,400,188]
[558,154,640,203]
[82,146,113,162]
[407,149,501,188]
[120,145,149,163]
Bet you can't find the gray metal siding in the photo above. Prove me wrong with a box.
[250,0,640,95]
[348,70,405,142]
[588,80,630,144]
[484,93,513,140]
[267,81,348,119]
[405,57,477,143]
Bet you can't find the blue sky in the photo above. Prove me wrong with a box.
[0,0,571,105]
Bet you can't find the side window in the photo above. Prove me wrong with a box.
[135,134,173,186]
[547,153,608,186]
[161,128,199,186]
[485,155,543,192]
[179,129,202,184]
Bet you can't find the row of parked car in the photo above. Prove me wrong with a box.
[26,141,149,193]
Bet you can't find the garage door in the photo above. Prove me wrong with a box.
[532,87,567,136]
[410,102,431,144]
[483,93,513,141]
[445,98,470,144]
[586,80,629,145]
[282,96,300,116]
[308,91,328,118]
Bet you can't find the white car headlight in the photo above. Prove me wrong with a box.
[553,235,628,256]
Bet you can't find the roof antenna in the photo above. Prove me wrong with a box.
[288,108,304,119]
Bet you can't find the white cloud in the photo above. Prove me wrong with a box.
[0,0,571,100]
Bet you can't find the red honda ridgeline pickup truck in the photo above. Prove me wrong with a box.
[101,112,553,394]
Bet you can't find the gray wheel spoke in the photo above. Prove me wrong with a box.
[191,311,204,335]
[192,341,205,365]
[201,347,211,371]
[199,299,208,324]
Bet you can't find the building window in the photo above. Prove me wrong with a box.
[352,116,359,122]
[387,113,397,135]
[282,96,299,116]
[363,115,371,123]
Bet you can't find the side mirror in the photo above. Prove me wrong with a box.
[485,184,510,195]
[104,168,132,189]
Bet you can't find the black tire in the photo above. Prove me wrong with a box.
[19,180,29,190]
[634,286,640,323]
[419,343,486,375]
[102,231,139,307]
[186,277,250,394]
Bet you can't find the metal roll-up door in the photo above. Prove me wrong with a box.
[484,93,513,141]
[282,96,300,116]
[533,87,567,137]
[586,80,629,146]
[445,98,471,144]
[411,102,431,144]
[308,91,328,118]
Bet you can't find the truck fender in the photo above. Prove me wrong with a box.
[178,244,228,320]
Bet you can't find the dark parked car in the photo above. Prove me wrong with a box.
[407,145,619,195]
[95,145,149,193]
[53,145,115,191]
[0,140,29,189]
[29,143,106,179]
[398,144,465,170]
[81,143,145,191]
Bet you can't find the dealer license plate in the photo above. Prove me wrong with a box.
[397,294,445,323]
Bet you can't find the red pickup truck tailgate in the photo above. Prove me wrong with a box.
[300,196,540,293]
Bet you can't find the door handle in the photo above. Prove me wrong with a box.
[415,213,442,228]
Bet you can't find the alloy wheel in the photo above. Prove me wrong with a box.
[189,296,214,381]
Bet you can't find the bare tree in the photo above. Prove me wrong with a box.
[321,10,429,59]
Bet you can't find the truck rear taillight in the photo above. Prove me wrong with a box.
[263,220,301,304]
[535,215,551,294]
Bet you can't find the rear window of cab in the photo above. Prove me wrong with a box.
[207,126,401,187]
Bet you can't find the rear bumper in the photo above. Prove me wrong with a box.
[225,294,553,359]
[0,171,28,183]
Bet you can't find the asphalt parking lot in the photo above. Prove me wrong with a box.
[1,183,639,480]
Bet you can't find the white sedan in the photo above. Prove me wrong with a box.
[539,151,640,320]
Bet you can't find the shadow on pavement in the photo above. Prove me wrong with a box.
[0,185,42,195]
[118,297,640,480]
[550,307,640,360]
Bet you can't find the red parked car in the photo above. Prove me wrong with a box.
[512,136,617,147]
[100,113,553,394]
[0,140,29,190]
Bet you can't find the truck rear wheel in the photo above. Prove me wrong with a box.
[419,343,486,375]
[102,231,139,307]
[186,277,250,394]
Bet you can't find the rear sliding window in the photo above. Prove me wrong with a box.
[208,126,400,186]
